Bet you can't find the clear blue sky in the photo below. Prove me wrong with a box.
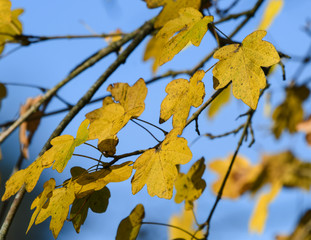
[1,0,311,239]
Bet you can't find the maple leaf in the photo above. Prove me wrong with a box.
[143,35,165,73]
[73,162,133,198]
[249,182,282,233]
[0,8,23,54]
[160,70,205,133]
[213,30,280,109]
[208,84,231,118]
[34,181,76,239]
[272,85,309,139]
[175,158,206,210]
[27,178,56,233]
[156,7,213,65]
[145,0,201,28]
[70,186,110,233]
[116,204,145,240]
[98,136,119,157]
[209,154,261,199]
[107,78,147,118]
[0,0,11,26]
[131,129,192,199]
[19,96,43,159]
[74,119,89,147]
[169,208,204,240]
[258,0,283,30]
[0,82,7,109]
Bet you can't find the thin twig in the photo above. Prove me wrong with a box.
[134,118,168,135]
[131,119,161,143]
[72,153,103,163]
[204,124,244,139]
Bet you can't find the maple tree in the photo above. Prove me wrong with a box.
[0,0,311,239]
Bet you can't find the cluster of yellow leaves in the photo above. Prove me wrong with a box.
[175,158,206,210]
[213,30,280,109]
[209,152,311,233]
[160,70,205,134]
[116,204,145,240]
[0,3,23,54]
[144,6,213,72]
[169,208,204,240]
[272,85,309,138]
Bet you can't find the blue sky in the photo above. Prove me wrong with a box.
[1,0,311,239]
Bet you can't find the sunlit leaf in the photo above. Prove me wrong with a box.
[272,85,309,139]
[74,119,89,147]
[213,30,280,109]
[156,7,213,65]
[175,158,206,210]
[249,182,282,233]
[0,0,11,26]
[169,208,203,240]
[116,204,145,240]
[145,0,201,28]
[160,70,205,133]
[132,129,192,199]
[143,35,165,73]
[258,0,283,30]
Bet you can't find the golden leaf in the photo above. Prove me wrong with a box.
[249,182,282,233]
[272,85,309,139]
[131,129,192,199]
[169,208,203,240]
[160,70,205,133]
[116,204,145,240]
[175,158,206,210]
[35,181,76,239]
[156,7,213,65]
[208,84,231,118]
[258,0,283,30]
[209,155,261,199]
[0,0,11,26]
[74,119,89,147]
[213,30,280,109]
[143,35,165,73]
[74,162,133,198]
[145,0,201,28]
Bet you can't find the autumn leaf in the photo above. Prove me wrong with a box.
[0,0,11,26]
[131,129,192,199]
[160,70,205,133]
[107,78,147,118]
[74,162,133,198]
[0,8,23,54]
[156,7,213,65]
[258,0,283,30]
[74,119,89,147]
[70,187,110,233]
[208,84,231,118]
[272,85,309,139]
[27,178,56,233]
[213,30,280,109]
[175,158,206,210]
[0,82,7,109]
[249,182,282,233]
[116,204,145,240]
[19,96,43,159]
[169,208,204,240]
[209,155,261,199]
[98,136,119,157]
[143,35,165,73]
[34,181,76,239]
[145,0,201,28]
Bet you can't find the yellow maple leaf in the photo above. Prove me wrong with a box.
[34,181,76,239]
[258,0,283,30]
[175,158,206,210]
[272,85,309,139]
[249,182,282,233]
[156,7,213,65]
[208,84,231,118]
[107,78,147,118]
[143,35,165,73]
[27,178,56,233]
[74,161,133,198]
[213,30,280,109]
[0,0,11,26]
[0,8,23,54]
[145,0,201,28]
[169,208,204,240]
[131,129,192,199]
[160,70,205,133]
[209,155,261,199]
[74,119,89,147]
[116,204,145,240]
